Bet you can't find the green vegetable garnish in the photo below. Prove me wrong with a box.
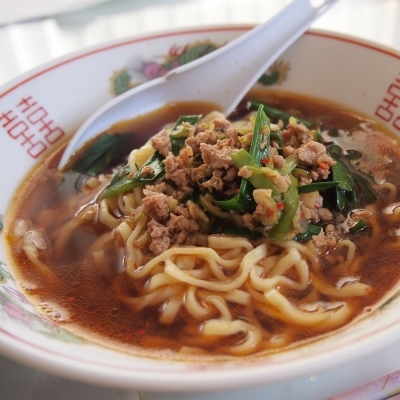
[327,145,378,212]
[71,133,130,176]
[101,115,202,198]
[215,104,273,211]
[248,100,314,129]
[349,219,367,234]
[169,115,202,156]
[269,175,299,242]
[295,224,322,242]
[298,181,341,194]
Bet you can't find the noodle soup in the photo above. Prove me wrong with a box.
[4,91,400,359]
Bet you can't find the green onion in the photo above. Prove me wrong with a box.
[244,165,281,197]
[292,168,309,177]
[199,194,230,219]
[298,180,341,194]
[353,174,378,206]
[349,219,367,234]
[214,196,250,212]
[248,100,314,129]
[345,150,363,161]
[101,151,165,198]
[71,133,130,176]
[249,105,270,164]
[330,159,353,192]
[268,175,299,241]
[346,174,358,210]
[278,155,298,176]
[215,105,271,211]
[327,144,378,212]
[328,145,357,211]
[108,163,130,186]
[295,224,322,242]
[270,130,283,148]
[238,104,271,201]
[101,115,201,198]
[170,115,202,156]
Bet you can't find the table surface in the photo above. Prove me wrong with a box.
[1,0,400,399]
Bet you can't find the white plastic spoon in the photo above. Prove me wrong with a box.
[59,0,338,169]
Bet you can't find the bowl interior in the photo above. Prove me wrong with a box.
[1,26,400,391]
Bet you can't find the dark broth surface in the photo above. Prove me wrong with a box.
[5,91,400,360]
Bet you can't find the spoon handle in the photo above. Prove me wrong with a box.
[167,0,339,115]
[59,0,339,169]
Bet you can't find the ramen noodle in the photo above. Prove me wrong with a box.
[4,92,400,359]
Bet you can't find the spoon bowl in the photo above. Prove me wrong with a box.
[58,0,338,169]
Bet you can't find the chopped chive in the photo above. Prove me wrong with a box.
[295,224,322,242]
[101,115,201,198]
[248,100,314,129]
[215,104,273,211]
[298,180,341,194]
[268,175,299,241]
[71,133,131,176]
[349,219,367,234]
[278,155,298,176]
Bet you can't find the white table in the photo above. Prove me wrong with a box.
[1,1,400,399]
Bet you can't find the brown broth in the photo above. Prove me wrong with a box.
[4,91,400,360]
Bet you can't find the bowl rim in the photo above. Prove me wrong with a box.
[1,25,400,391]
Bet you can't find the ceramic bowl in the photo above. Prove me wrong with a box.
[1,26,400,391]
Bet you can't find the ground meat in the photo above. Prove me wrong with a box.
[318,207,333,221]
[300,194,324,223]
[243,200,278,230]
[141,165,154,176]
[243,213,257,231]
[151,128,171,156]
[186,129,217,156]
[283,123,313,146]
[145,202,203,255]
[272,155,286,168]
[148,219,170,256]
[316,167,331,180]
[318,153,336,167]
[272,174,291,193]
[202,168,239,194]
[191,166,209,185]
[163,147,193,194]
[225,167,238,182]
[142,193,172,220]
[238,166,252,179]
[282,145,295,158]
[300,204,312,221]
[225,126,239,147]
[171,190,186,201]
[311,229,339,255]
[295,141,326,166]
[174,204,191,218]
[200,142,238,169]
[298,176,313,185]
[181,121,196,137]
[136,116,343,256]
[145,182,167,194]
[202,170,225,191]
[213,118,231,130]
[310,171,319,181]
[167,213,200,244]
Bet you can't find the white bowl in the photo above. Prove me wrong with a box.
[1,26,400,392]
